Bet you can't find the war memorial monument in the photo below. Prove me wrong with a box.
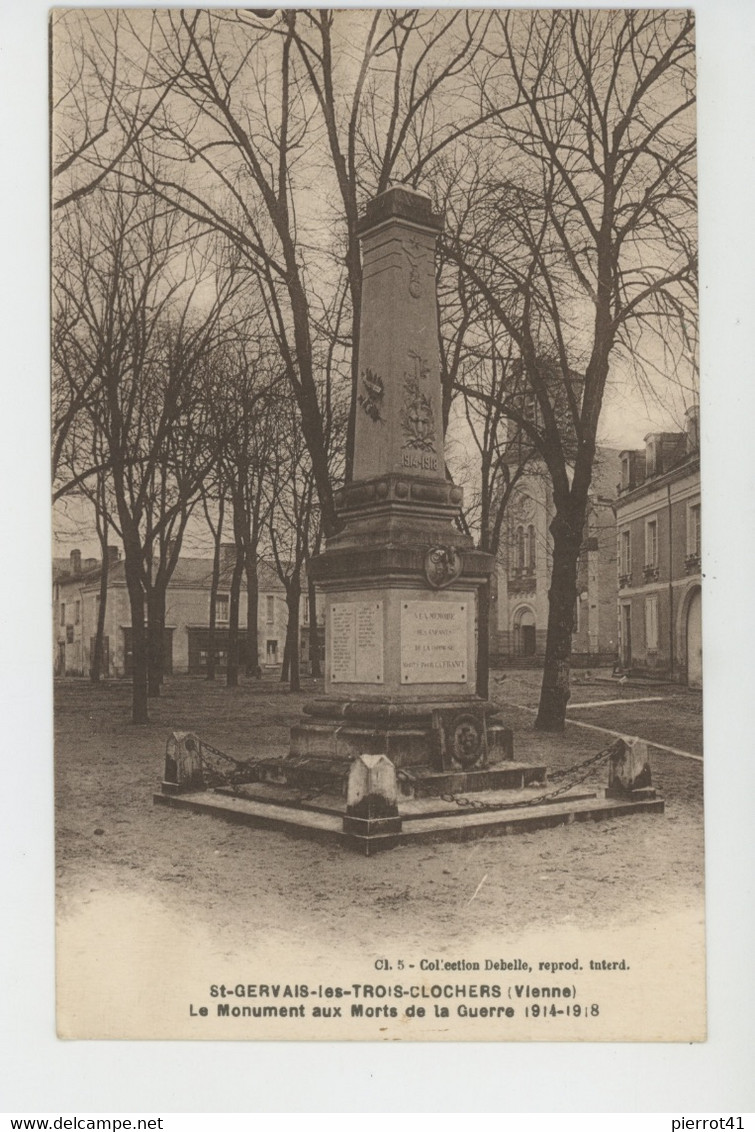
[155,186,663,853]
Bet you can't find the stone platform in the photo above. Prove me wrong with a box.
[154,734,664,855]
[153,778,664,856]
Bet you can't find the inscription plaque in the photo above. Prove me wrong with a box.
[400,601,468,684]
[330,602,384,683]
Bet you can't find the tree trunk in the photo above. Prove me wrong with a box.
[245,556,259,676]
[307,575,321,678]
[281,621,291,683]
[147,587,166,697]
[476,580,490,700]
[206,504,224,682]
[123,555,148,724]
[534,509,584,731]
[226,546,244,688]
[90,545,109,682]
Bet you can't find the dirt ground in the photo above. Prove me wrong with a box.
[55,671,705,956]
[495,669,703,755]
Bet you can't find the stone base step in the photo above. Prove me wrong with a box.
[213,778,587,818]
[398,786,599,818]
[215,781,346,816]
[398,762,546,797]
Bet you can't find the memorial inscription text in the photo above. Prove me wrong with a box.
[401,601,468,684]
[330,602,384,684]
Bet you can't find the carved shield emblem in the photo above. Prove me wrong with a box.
[424,545,463,589]
[450,714,485,769]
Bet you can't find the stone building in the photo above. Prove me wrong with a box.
[493,449,621,665]
[53,546,323,678]
[614,407,701,686]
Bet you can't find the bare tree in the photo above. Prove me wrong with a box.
[82,8,515,519]
[451,10,696,728]
[200,477,225,682]
[51,10,188,213]
[53,182,247,720]
[200,334,280,688]
[266,398,318,694]
[282,9,500,475]
[450,323,535,697]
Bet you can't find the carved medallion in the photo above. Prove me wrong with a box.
[450,714,484,769]
[424,545,463,589]
[358,367,384,422]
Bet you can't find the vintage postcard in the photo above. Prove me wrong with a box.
[51,7,704,1042]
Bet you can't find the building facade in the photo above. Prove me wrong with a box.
[614,408,701,686]
[53,546,323,678]
[493,449,621,665]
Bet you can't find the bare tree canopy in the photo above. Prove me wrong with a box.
[51,9,697,726]
[444,9,697,726]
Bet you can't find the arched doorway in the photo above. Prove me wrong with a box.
[686,588,702,688]
[513,607,536,657]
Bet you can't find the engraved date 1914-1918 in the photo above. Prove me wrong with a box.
[402,452,438,471]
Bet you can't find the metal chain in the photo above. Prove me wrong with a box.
[195,738,254,771]
[399,744,615,812]
[188,735,614,812]
[192,740,344,804]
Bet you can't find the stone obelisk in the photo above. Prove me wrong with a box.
[292,186,509,775]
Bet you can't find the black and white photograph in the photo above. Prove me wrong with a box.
[47,6,706,1044]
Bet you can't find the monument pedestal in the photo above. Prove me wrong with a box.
[279,187,517,792]
[154,186,664,853]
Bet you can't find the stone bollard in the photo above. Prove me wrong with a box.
[606,737,656,801]
[162,731,205,795]
[342,754,402,854]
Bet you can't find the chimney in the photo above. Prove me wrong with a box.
[619,451,645,491]
[70,549,81,575]
[220,542,237,569]
[107,546,120,565]
[685,404,700,453]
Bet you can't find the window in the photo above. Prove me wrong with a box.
[515,526,525,571]
[527,525,536,571]
[266,639,278,663]
[214,593,229,623]
[75,600,81,625]
[687,503,701,558]
[266,595,275,624]
[645,518,658,568]
[645,594,659,651]
[60,602,65,627]
[620,529,631,576]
